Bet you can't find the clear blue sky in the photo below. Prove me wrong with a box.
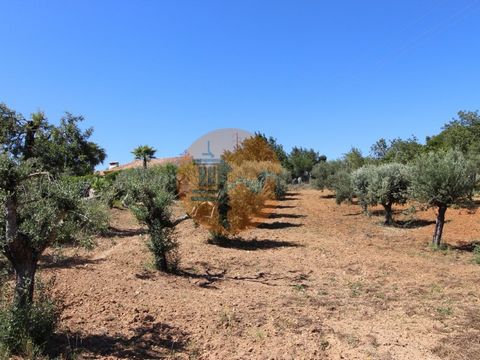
[1,1,479,168]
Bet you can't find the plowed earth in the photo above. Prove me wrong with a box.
[35,189,480,359]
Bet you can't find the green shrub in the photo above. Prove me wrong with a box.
[274,170,290,199]
[351,165,375,213]
[0,255,10,284]
[148,225,179,272]
[311,160,344,191]
[332,170,354,204]
[115,167,178,272]
[365,163,410,225]
[0,280,58,358]
[257,170,290,200]
[473,245,480,265]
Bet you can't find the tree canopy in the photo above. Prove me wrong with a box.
[410,150,476,246]
[0,103,108,309]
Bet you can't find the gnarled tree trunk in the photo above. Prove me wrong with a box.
[433,205,447,248]
[4,195,39,308]
[12,256,37,308]
[383,203,393,225]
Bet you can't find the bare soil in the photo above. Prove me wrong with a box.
[37,189,480,359]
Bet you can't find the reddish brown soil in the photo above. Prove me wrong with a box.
[37,189,480,359]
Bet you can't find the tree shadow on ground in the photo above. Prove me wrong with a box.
[256,221,303,230]
[344,211,364,217]
[269,213,307,219]
[39,255,105,269]
[285,192,301,197]
[319,193,335,199]
[47,322,188,359]
[280,193,300,201]
[104,226,147,238]
[208,237,302,251]
[394,219,437,229]
[265,204,295,209]
[368,209,401,217]
[450,241,480,252]
[175,268,227,289]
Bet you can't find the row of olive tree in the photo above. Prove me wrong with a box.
[348,150,476,247]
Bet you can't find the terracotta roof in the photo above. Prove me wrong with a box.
[99,155,191,175]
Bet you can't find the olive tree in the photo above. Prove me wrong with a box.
[332,170,354,205]
[311,160,344,191]
[351,165,375,214]
[410,150,475,247]
[366,163,410,225]
[0,104,108,309]
[114,167,178,272]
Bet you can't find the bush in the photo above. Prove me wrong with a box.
[473,245,480,265]
[332,170,354,204]
[0,254,10,283]
[0,280,58,358]
[148,225,179,272]
[54,194,110,248]
[311,160,346,191]
[115,167,178,272]
[351,165,375,213]
[365,163,410,225]
[274,170,290,199]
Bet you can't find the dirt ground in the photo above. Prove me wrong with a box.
[37,189,480,359]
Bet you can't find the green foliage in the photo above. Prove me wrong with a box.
[366,163,410,224]
[343,147,365,171]
[371,136,424,164]
[351,165,375,212]
[473,245,480,265]
[257,170,290,200]
[0,105,105,176]
[0,280,58,357]
[115,167,178,272]
[287,147,324,179]
[274,170,290,199]
[132,145,157,168]
[159,163,178,195]
[33,113,107,176]
[0,254,10,284]
[426,111,480,155]
[148,225,178,272]
[410,150,476,246]
[0,161,105,252]
[332,170,353,204]
[1,103,108,311]
[107,164,177,207]
[311,160,344,190]
[467,153,480,191]
[410,150,475,208]
[54,194,110,248]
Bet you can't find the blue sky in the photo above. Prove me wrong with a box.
[1,1,479,168]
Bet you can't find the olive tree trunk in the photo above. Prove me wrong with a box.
[4,195,39,308]
[12,257,37,308]
[433,205,447,248]
[383,203,394,225]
